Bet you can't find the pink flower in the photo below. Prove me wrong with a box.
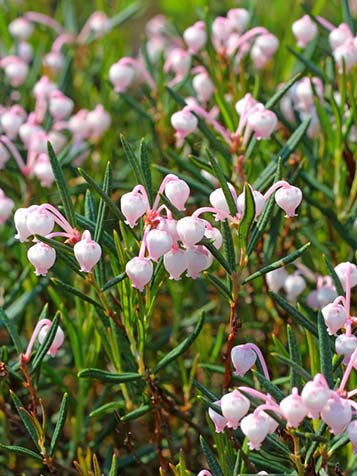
[120,190,148,228]
[280,388,307,428]
[301,374,331,419]
[27,242,56,276]
[274,185,302,217]
[240,412,270,450]
[321,302,347,335]
[74,230,102,272]
[185,246,212,279]
[125,257,153,291]
[109,62,135,92]
[48,90,74,120]
[329,23,353,51]
[231,344,257,376]
[176,216,206,248]
[220,390,250,429]
[38,324,65,357]
[0,190,14,225]
[347,420,357,453]
[208,400,228,433]
[171,108,198,146]
[164,176,190,211]
[183,21,207,54]
[163,249,188,280]
[247,106,277,139]
[320,393,352,434]
[146,229,173,261]
[292,15,318,48]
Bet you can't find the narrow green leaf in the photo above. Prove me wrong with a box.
[31,312,61,373]
[0,444,42,462]
[51,278,105,310]
[78,368,142,383]
[342,0,354,34]
[107,1,142,30]
[48,141,76,226]
[50,393,68,456]
[193,379,219,402]
[101,272,127,292]
[265,73,302,109]
[272,353,311,382]
[200,436,224,476]
[0,307,22,353]
[90,401,124,418]
[222,220,236,272]
[254,372,285,402]
[201,238,231,274]
[140,140,153,204]
[270,291,318,337]
[238,184,255,253]
[94,162,112,242]
[204,273,232,301]
[317,311,334,387]
[85,190,97,221]
[120,93,154,122]
[34,234,74,256]
[287,325,303,388]
[121,404,151,422]
[243,243,311,284]
[10,391,41,451]
[323,255,344,296]
[154,312,205,373]
[110,454,118,476]
[206,149,237,215]
[287,46,324,79]
[120,135,145,184]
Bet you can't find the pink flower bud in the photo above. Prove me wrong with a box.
[4,58,29,87]
[255,33,279,56]
[227,9,249,34]
[280,388,307,428]
[9,17,33,40]
[295,77,323,111]
[120,190,148,228]
[27,242,56,276]
[125,257,153,291]
[231,344,257,376]
[88,11,109,35]
[247,106,277,140]
[250,44,270,69]
[321,302,347,335]
[157,218,179,242]
[237,189,265,219]
[274,185,302,217]
[185,246,212,278]
[306,290,319,309]
[320,394,352,434]
[347,420,357,453]
[165,49,191,77]
[33,76,57,98]
[266,268,289,293]
[68,109,89,140]
[183,21,207,54]
[33,153,55,188]
[333,38,357,72]
[14,205,38,242]
[38,323,65,357]
[164,177,190,210]
[109,62,135,92]
[0,190,14,225]
[145,15,168,38]
[209,184,237,219]
[316,285,337,307]
[220,390,250,429]
[208,400,227,433]
[48,131,67,154]
[212,17,231,45]
[292,15,318,48]
[329,24,353,51]
[146,229,173,261]
[48,91,74,120]
[18,42,33,63]
[301,374,331,419]
[335,334,357,364]
[1,107,25,139]
[26,207,54,236]
[240,412,270,450]
[86,105,111,141]
[192,71,215,103]
[163,248,188,280]
[19,121,42,146]
[334,262,357,290]
[283,274,306,301]
[176,216,206,248]
[74,230,102,272]
[204,227,222,249]
[43,51,65,72]
[171,108,198,146]
[235,93,259,116]
[0,143,10,169]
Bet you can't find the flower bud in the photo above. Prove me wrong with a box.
[43,51,65,72]
[38,324,65,357]
[14,206,38,242]
[120,190,148,228]
[183,21,207,54]
[333,38,357,72]
[321,302,347,335]
[9,17,33,40]
[284,274,306,301]
[157,218,179,242]
[74,230,102,272]
[301,374,331,419]
[231,344,257,376]
[19,121,42,146]
[0,143,10,169]
[212,17,231,45]
[165,49,191,77]
[164,177,190,211]
[227,9,249,34]
[1,107,25,139]
[146,229,173,261]
[109,62,135,92]
[163,248,188,280]
[255,33,279,56]
[171,108,198,146]
[250,44,270,69]
[220,390,250,429]
[68,109,89,140]
[274,185,302,217]
[26,207,54,236]
[209,184,237,219]
[0,190,14,225]
[18,42,33,63]
[292,15,318,48]
[335,334,357,364]
[176,216,206,248]
[347,420,357,453]
[204,227,222,249]
[247,106,277,140]
[33,153,55,188]
[240,412,270,450]
[49,90,74,120]
[145,15,168,38]
[280,388,307,428]
[295,77,323,111]
[208,400,227,433]
[334,262,357,290]
[320,394,352,434]
[125,257,153,291]
[27,242,56,276]
[193,71,215,103]
[4,58,29,87]
[329,23,353,51]
[185,246,212,279]
[316,285,337,307]
[88,11,109,35]
[266,268,289,293]
[235,93,259,116]
[33,76,57,98]
[87,105,111,141]
[237,189,265,219]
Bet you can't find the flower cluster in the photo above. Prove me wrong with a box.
[14,204,101,276]
[121,175,302,291]
[209,342,357,453]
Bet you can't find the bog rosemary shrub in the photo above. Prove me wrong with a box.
[1,1,357,476]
